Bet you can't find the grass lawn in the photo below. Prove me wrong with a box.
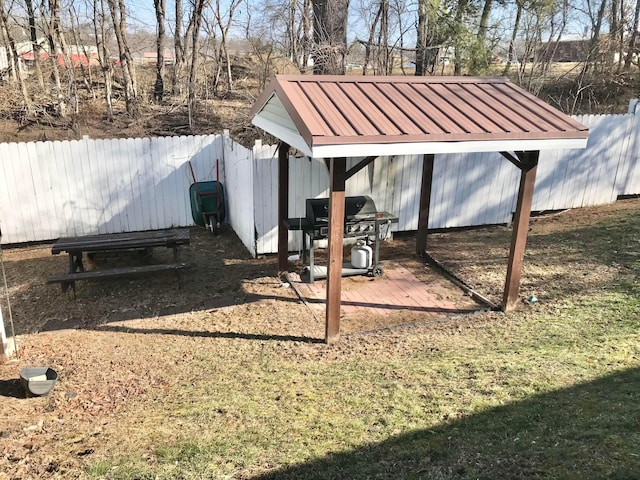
[85,201,640,479]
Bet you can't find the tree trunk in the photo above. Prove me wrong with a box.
[93,0,113,120]
[288,0,297,63]
[70,4,95,97]
[173,0,196,97]
[453,0,468,75]
[302,0,312,70]
[470,0,493,73]
[415,0,441,75]
[377,0,390,74]
[107,0,138,117]
[45,0,66,117]
[503,0,523,76]
[154,0,166,102]
[582,0,607,74]
[477,0,493,41]
[415,0,428,75]
[24,0,45,89]
[312,0,349,74]
[51,5,80,116]
[188,0,207,128]
[364,2,384,75]
[625,0,640,70]
[213,0,242,95]
[173,0,184,95]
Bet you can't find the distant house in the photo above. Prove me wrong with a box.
[16,43,99,68]
[541,39,589,62]
[20,51,99,68]
[538,36,618,63]
[142,49,174,65]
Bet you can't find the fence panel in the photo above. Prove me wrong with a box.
[223,136,255,255]
[0,135,224,245]
[252,144,279,255]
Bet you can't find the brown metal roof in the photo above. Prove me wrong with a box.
[250,75,589,158]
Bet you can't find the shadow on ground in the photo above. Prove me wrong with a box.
[254,367,640,479]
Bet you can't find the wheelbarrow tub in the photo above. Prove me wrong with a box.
[189,181,226,227]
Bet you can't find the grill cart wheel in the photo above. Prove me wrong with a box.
[372,266,383,277]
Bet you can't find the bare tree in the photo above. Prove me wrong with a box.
[240,0,315,75]
[211,0,243,95]
[0,0,33,116]
[301,0,312,69]
[173,0,185,95]
[503,0,524,75]
[363,1,385,75]
[312,0,349,74]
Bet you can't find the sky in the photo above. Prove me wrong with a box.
[74,0,609,46]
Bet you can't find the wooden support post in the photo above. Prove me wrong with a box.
[416,153,435,256]
[503,151,539,311]
[325,157,347,343]
[277,142,290,272]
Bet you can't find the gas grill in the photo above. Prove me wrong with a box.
[285,196,398,282]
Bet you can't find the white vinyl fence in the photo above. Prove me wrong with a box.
[1,109,640,257]
[0,132,256,255]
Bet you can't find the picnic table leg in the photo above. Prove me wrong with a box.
[61,280,76,299]
[69,251,84,273]
[63,251,82,299]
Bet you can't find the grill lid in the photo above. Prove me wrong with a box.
[305,196,378,224]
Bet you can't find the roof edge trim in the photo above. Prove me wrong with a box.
[311,137,589,159]
[274,74,510,84]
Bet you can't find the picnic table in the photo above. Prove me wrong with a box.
[47,229,190,297]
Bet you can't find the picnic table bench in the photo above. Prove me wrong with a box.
[47,229,191,297]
